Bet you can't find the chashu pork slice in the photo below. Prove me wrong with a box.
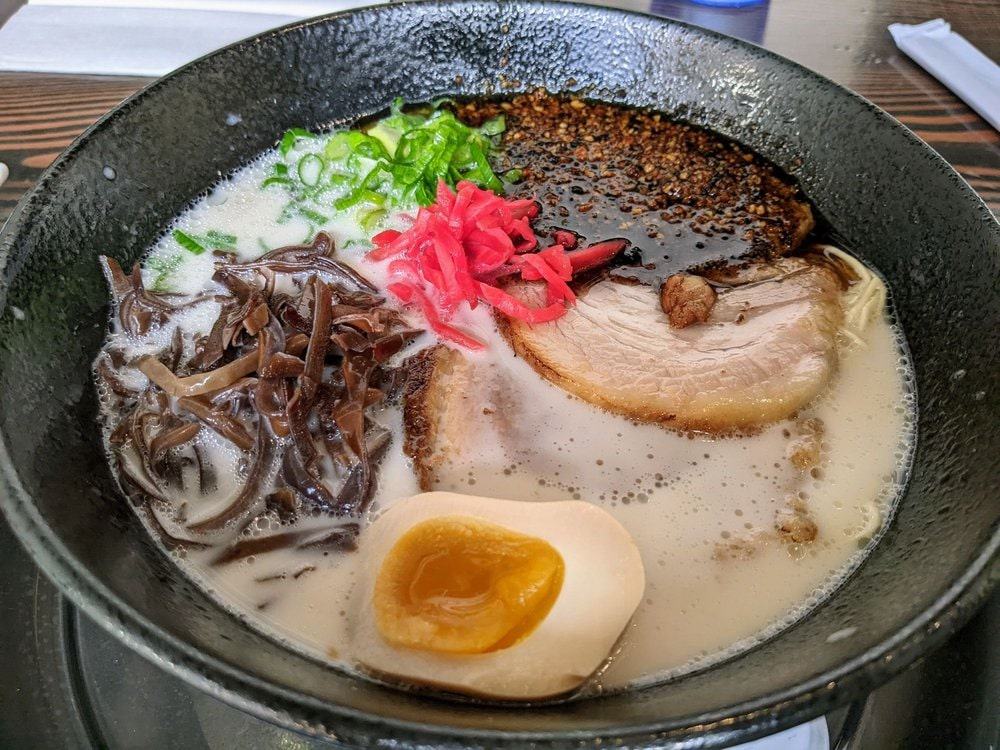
[498,258,844,432]
[403,345,525,491]
[401,346,472,490]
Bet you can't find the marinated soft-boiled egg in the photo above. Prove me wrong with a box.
[350,492,645,700]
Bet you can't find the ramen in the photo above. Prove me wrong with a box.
[95,92,915,700]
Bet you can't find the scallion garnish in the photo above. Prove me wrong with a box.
[279,127,317,157]
[260,99,507,230]
[359,207,387,232]
[479,114,506,137]
[503,168,525,183]
[342,238,371,249]
[297,153,325,187]
[203,230,237,248]
[261,175,293,188]
[173,229,206,255]
[297,206,329,225]
[148,253,183,291]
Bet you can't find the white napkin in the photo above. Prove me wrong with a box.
[0,0,383,76]
[734,718,829,750]
[888,18,1000,132]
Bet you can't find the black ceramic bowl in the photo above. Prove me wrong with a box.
[1,2,998,747]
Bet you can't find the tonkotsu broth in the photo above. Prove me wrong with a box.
[96,99,916,695]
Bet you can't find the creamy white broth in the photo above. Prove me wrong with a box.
[98,133,915,694]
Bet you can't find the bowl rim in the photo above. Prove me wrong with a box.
[0,1,998,746]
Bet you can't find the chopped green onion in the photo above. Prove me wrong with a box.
[359,207,387,232]
[264,100,506,224]
[261,176,293,189]
[297,206,329,225]
[297,153,325,187]
[479,114,506,137]
[429,96,456,109]
[503,167,524,183]
[324,131,389,162]
[333,193,359,211]
[323,134,351,161]
[279,127,316,157]
[366,121,402,156]
[202,230,237,248]
[147,253,184,291]
[173,229,206,255]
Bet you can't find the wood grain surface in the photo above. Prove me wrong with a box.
[0,0,997,221]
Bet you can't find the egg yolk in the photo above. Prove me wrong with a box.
[373,516,565,654]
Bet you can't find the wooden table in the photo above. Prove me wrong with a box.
[0,0,998,220]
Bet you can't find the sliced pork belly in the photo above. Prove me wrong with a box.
[402,344,531,490]
[401,345,475,490]
[498,258,844,432]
